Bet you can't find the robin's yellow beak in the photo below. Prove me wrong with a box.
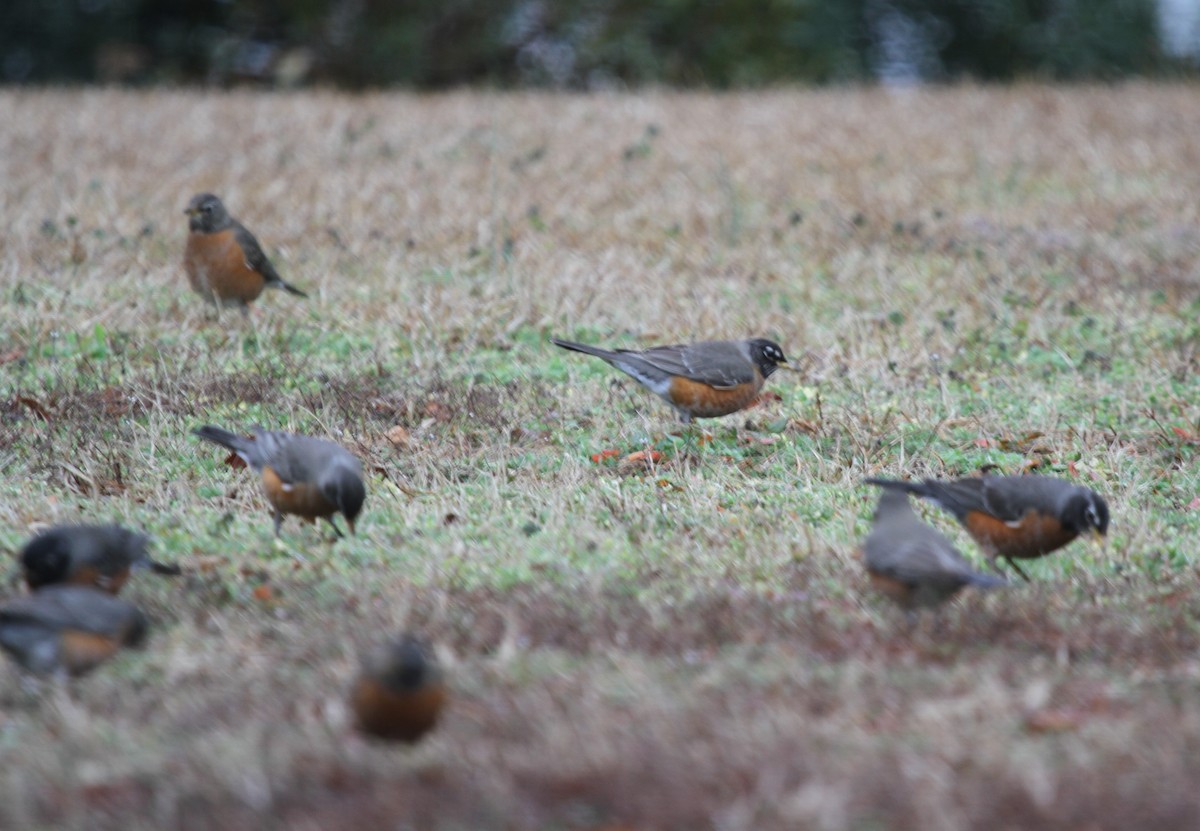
[184,207,197,217]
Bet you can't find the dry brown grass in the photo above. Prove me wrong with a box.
[2,84,1200,829]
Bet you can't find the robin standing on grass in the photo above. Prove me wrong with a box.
[0,585,148,677]
[862,488,1007,616]
[19,523,181,594]
[193,425,366,538]
[350,635,446,743]
[864,474,1109,580]
[183,193,307,313]
[551,337,790,423]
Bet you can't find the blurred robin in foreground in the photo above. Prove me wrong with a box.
[350,635,446,743]
[865,474,1109,580]
[193,425,366,538]
[862,488,1007,617]
[0,585,148,677]
[552,337,789,423]
[20,523,181,594]
[183,193,307,313]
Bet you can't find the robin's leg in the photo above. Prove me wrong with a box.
[324,516,346,539]
[206,287,222,322]
[1003,556,1032,582]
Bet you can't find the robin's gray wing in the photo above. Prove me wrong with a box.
[233,222,306,296]
[624,341,756,389]
[912,478,994,523]
[252,430,361,486]
[0,587,141,635]
[232,220,281,281]
[923,475,1069,524]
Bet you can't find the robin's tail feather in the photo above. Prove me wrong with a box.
[193,425,255,455]
[551,338,619,361]
[864,477,928,496]
[272,278,308,298]
[145,559,183,577]
[967,571,1008,590]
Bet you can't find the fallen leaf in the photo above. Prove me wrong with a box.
[741,434,781,446]
[16,395,51,421]
[422,400,453,422]
[1025,708,1084,734]
[253,585,274,602]
[590,448,621,463]
[224,451,247,470]
[193,556,224,573]
[618,450,664,475]
[443,512,459,526]
[385,424,411,448]
[0,349,23,365]
[750,391,783,408]
[974,437,995,448]
[788,418,821,434]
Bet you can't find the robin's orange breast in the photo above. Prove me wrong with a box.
[351,676,446,742]
[65,564,130,595]
[965,509,1077,560]
[867,570,917,609]
[185,229,267,304]
[58,629,123,676]
[260,466,338,521]
[665,376,763,418]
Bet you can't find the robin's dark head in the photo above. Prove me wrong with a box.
[366,636,439,692]
[1061,488,1110,538]
[19,532,71,589]
[322,466,366,535]
[185,193,232,233]
[747,338,789,378]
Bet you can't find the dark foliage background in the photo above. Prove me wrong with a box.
[0,0,1183,87]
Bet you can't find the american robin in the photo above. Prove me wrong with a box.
[193,425,366,538]
[350,635,446,743]
[19,523,181,594]
[862,488,1007,614]
[183,193,307,312]
[865,474,1110,580]
[551,337,789,423]
[0,585,148,677]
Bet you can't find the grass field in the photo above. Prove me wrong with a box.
[2,84,1200,829]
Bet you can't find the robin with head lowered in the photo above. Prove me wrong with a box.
[350,635,446,743]
[552,337,790,423]
[20,523,180,594]
[0,585,148,677]
[183,193,307,313]
[865,474,1109,581]
[862,487,1007,617]
[193,425,366,538]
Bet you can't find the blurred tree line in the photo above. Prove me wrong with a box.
[0,0,1181,87]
